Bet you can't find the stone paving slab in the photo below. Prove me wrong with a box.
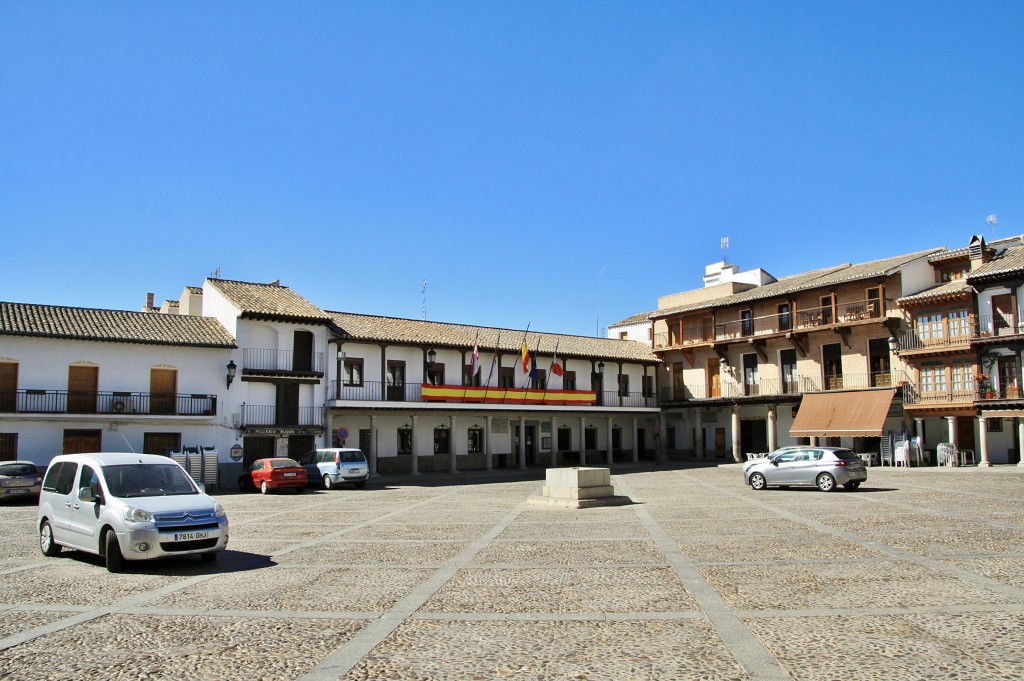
[2,463,1024,680]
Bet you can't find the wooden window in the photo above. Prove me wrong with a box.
[557,426,571,451]
[499,366,514,389]
[532,369,546,390]
[276,383,300,425]
[778,303,791,332]
[463,361,481,386]
[820,295,834,325]
[780,349,798,394]
[823,343,843,390]
[0,362,17,412]
[0,433,17,461]
[743,354,758,396]
[143,432,181,456]
[387,361,406,401]
[343,358,363,386]
[866,287,882,318]
[150,368,177,416]
[740,310,753,337]
[642,374,654,397]
[563,371,576,391]
[618,374,629,397]
[619,331,628,340]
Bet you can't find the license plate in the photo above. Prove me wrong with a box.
[348,469,365,475]
[6,489,29,494]
[284,472,296,477]
[173,531,209,541]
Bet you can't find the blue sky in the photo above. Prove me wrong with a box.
[2,2,1022,337]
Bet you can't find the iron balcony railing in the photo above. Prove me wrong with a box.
[242,348,325,374]
[0,390,217,416]
[975,313,1024,338]
[240,404,323,427]
[655,297,889,349]
[329,381,657,407]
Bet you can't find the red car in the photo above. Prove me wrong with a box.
[239,458,307,494]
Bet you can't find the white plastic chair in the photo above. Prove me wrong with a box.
[960,449,976,466]
[894,443,910,467]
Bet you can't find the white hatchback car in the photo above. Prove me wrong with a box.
[38,453,229,572]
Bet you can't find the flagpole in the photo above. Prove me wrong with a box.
[464,329,479,401]
[484,330,501,389]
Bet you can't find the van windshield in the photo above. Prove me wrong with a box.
[104,464,198,498]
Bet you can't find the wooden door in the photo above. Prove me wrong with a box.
[706,358,721,398]
[68,366,98,414]
[714,428,726,458]
[293,331,313,372]
[0,362,17,412]
[63,429,101,454]
[993,294,1014,335]
[956,418,975,453]
[150,368,177,415]
[276,383,300,425]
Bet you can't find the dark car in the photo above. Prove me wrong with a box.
[0,461,43,502]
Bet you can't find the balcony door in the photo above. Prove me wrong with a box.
[823,343,843,390]
[706,358,721,398]
[150,368,177,415]
[276,383,299,425]
[68,365,98,414]
[0,362,16,412]
[993,295,1015,336]
[868,338,891,387]
[293,331,314,371]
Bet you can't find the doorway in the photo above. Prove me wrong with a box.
[63,429,101,454]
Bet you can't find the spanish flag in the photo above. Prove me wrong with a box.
[521,339,531,374]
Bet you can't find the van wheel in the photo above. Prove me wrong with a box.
[104,529,124,573]
[39,520,61,557]
[323,474,333,490]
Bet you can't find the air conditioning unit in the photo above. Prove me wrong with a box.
[112,399,129,414]
[231,412,242,427]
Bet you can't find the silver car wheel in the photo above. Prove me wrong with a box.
[816,473,837,492]
[749,473,767,490]
[40,521,61,557]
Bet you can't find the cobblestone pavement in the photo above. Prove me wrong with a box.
[2,463,1024,680]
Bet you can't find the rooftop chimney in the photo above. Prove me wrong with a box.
[146,292,155,309]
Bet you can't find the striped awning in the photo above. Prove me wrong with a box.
[790,389,897,437]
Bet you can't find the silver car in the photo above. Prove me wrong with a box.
[744,446,867,492]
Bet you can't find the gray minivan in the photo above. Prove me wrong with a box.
[38,453,229,572]
[299,448,369,489]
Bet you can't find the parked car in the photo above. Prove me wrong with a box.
[299,448,369,489]
[239,458,307,494]
[744,446,867,492]
[0,461,43,502]
[37,452,229,572]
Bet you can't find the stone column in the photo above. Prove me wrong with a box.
[485,415,493,471]
[449,416,457,474]
[1018,418,1024,467]
[410,414,419,476]
[946,416,957,445]
[550,416,558,468]
[767,405,777,453]
[632,417,639,463]
[696,410,705,459]
[657,413,666,464]
[518,416,527,469]
[607,417,614,466]
[978,416,991,467]
[579,416,587,466]
[369,415,378,477]
[731,405,742,463]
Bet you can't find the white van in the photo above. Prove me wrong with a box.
[299,448,369,489]
[37,453,229,572]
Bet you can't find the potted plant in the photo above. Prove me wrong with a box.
[977,372,993,399]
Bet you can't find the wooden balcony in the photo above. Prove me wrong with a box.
[655,297,888,351]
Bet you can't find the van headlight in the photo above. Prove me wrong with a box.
[214,501,226,518]
[124,506,154,523]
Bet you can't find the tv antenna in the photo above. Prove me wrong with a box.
[721,236,730,263]
[421,279,427,320]
[987,214,998,239]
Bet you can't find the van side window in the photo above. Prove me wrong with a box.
[43,462,72,493]
[78,465,100,496]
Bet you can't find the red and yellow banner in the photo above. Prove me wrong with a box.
[422,384,597,406]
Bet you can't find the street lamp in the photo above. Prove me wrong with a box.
[426,348,436,365]
[887,336,900,355]
[226,360,237,389]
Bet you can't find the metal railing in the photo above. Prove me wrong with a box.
[975,313,1024,338]
[242,348,325,373]
[240,404,323,427]
[0,390,217,416]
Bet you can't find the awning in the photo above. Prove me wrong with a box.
[790,389,896,437]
